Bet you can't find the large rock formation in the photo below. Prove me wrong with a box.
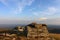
[0,23,56,40]
[27,23,55,40]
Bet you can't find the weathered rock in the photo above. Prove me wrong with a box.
[0,23,56,40]
[27,23,56,40]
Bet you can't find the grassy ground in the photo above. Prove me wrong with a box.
[49,33,60,40]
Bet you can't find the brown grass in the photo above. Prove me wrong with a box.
[49,33,60,40]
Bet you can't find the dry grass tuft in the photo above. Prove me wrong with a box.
[49,33,60,40]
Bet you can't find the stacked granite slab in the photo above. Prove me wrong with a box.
[27,23,55,40]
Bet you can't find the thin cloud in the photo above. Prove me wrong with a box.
[0,0,35,14]
[42,7,58,16]
[0,0,8,7]
[36,18,60,25]
[32,7,58,17]
[13,0,35,14]
[39,17,48,21]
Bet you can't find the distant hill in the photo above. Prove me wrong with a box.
[47,25,60,34]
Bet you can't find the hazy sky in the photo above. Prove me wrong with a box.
[0,0,60,25]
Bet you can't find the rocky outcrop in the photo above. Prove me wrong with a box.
[0,23,56,40]
[27,23,56,40]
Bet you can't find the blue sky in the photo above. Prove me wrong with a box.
[0,0,60,25]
